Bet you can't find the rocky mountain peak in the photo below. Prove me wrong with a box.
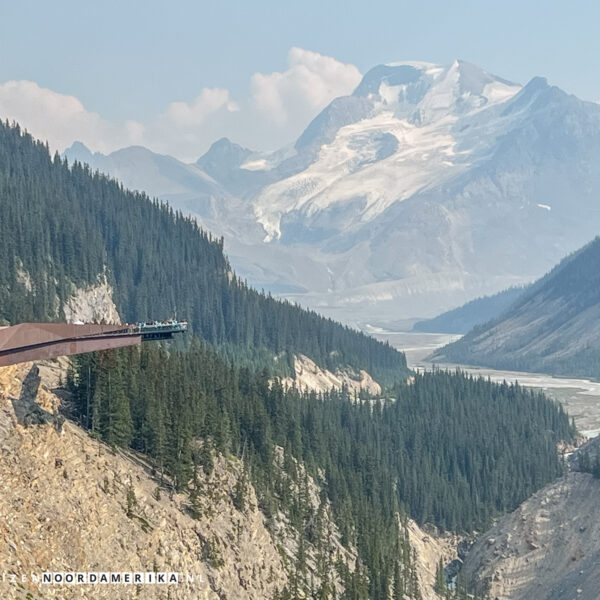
[352,62,426,97]
[196,137,252,170]
[63,140,94,164]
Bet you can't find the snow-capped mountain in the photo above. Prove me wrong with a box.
[65,60,600,327]
[254,60,521,242]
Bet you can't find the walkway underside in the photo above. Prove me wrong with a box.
[0,322,186,367]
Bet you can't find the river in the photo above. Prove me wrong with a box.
[374,331,600,438]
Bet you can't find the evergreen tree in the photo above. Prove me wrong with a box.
[434,558,446,595]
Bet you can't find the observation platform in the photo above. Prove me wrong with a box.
[136,321,188,341]
[0,321,187,367]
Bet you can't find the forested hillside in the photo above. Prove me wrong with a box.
[434,236,600,378]
[0,120,406,383]
[68,345,573,598]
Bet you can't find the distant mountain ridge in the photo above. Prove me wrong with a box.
[65,59,600,326]
[432,236,600,378]
[413,285,529,334]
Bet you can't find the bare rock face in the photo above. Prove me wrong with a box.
[0,364,287,600]
[10,364,64,431]
[281,354,382,395]
[405,520,463,600]
[462,471,600,600]
[63,276,121,324]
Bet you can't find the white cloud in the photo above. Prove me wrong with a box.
[163,88,238,128]
[251,47,361,125]
[0,48,362,160]
[139,88,241,158]
[0,80,130,154]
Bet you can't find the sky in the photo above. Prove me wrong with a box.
[1,0,599,161]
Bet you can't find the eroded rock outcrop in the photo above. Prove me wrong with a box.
[281,354,382,395]
[0,363,287,599]
[463,471,600,600]
[62,276,121,324]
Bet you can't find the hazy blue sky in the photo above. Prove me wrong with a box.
[0,0,598,159]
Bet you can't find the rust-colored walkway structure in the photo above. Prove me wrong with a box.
[0,321,187,367]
